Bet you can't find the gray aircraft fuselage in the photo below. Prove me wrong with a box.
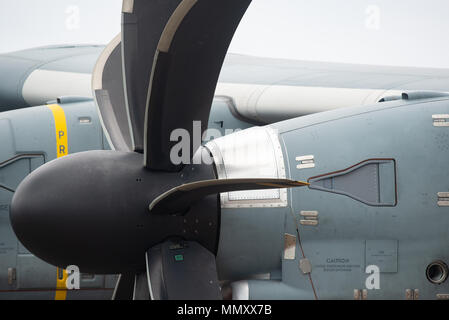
[1,45,449,299]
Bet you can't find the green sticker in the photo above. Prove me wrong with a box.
[174,254,184,262]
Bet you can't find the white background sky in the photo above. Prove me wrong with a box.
[1,0,448,68]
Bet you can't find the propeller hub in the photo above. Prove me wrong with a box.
[10,150,219,274]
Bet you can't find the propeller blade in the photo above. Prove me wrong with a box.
[144,0,252,171]
[92,34,133,151]
[133,273,151,300]
[149,178,309,214]
[146,239,222,300]
[122,0,184,152]
[112,273,135,300]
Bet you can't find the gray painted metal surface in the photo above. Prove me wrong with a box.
[3,44,449,122]
[1,41,449,300]
[0,45,103,110]
[211,97,449,300]
[275,97,449,299]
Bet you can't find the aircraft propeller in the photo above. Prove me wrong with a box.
[10,0,309,300]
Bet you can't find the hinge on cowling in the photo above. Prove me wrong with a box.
[296,155,315,169]
[438,192,449,207]
[299,259,312,274]
[433,114,449,127]
[405,289,419,300]
[354,289,368,300]
[8,268,16,285]
[299,211,319,227]
[283,233,296,260]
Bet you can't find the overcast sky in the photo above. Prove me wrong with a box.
[1,0,448,68]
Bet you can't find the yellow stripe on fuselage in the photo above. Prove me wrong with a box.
[48,104,69,300]
[55,268,68,300]
[48,104,69,159]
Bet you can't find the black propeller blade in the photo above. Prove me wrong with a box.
[150,178,309,215]
[93,34,133,151]
[112,273,135,300]
[122,0,183,152]
[146,239,222,300]
[133,273,151,300]
[144,0,252,171]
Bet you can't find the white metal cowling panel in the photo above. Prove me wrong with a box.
[205,126,287,208]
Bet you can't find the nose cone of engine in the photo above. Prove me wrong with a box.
[9,149,219,274]
[9,150,154,274]
[9,152,111,270]
[10,156,70,267]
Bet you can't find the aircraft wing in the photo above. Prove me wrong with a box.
[216,54,449,124]
[0,45,103,111]
[2,43,449,126]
